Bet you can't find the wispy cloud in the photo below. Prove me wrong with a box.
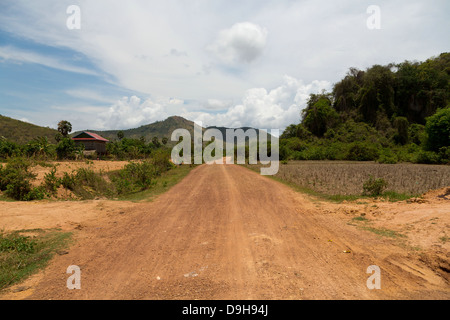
[0,45,98,76]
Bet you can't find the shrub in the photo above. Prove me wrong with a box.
[414,150,441,164]
[43,167,60,196]
[363,175,388,196]
[22,186,47,201]
[425,108,450,152]
[72,168,112,199]
[56,137,81,160]
[346,142,380,161]
[378,150,398,164]
[0,158,37,200]
[60,172,76,190]
[152,149,173,173]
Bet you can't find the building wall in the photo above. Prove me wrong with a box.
[75,141,107,154]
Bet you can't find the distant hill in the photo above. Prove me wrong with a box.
[72,116,198,144]
[0,114,274,146]
[74,116,274,145]
[0,115,58,144]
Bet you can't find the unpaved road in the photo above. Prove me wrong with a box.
[2,163,450,299]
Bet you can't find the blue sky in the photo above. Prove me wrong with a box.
[0,0,449,132]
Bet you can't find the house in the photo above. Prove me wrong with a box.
[71,131,109,154]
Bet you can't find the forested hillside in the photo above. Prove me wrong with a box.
[280,53,450,164]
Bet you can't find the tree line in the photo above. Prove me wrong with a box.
[280,52,450,164]
[0,121,170,160]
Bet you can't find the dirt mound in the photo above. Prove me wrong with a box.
[421,187,450,202]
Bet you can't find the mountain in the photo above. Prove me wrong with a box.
[75,116,274,145]
[72,116,197,143]
[0,115,59,144]
[0,114,274,146]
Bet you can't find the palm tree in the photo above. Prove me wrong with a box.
[58,120,72,137]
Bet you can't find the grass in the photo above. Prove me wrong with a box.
[439,236,449,244]
[0,229,72,291]
[359,226,406,239]
[116,164,196,202]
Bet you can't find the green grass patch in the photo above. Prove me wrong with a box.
[0,229,72,291]
[439,236,449,244]
[116,164,197,202]
[359,226,406,239]
[352,216,369,222]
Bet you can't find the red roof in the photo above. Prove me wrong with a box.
[72,132,109,142]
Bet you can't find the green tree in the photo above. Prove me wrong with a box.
[393,116,409,145]
[152,137,161,148]
[56,137,80,160]
[117,131,124,140]
[425,107,450,152]
[57,120,72,137]
[302,95,339,137]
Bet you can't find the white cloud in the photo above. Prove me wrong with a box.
[65,89,116,104]
[0,46,98,76]
[208,22,268,65]
[95,96,174,130]
[181,76,331,130]
[62,76,330,131]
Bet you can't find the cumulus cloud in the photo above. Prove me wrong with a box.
[181,76,331,130]
[95,96,176,130]
[77,76,330,132]
[208,22,268,65]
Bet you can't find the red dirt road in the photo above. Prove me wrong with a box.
[6,164,450,299]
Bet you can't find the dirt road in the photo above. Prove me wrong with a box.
[4,163,450,299]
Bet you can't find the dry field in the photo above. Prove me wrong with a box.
[254,161,450,196]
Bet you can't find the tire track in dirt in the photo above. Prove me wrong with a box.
[7,163,449,300]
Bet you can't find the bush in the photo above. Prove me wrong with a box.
[414,150,441,164]
[72,168,112,199]
[43,167,60,196]
[112,161,157,194]
[56,137,81,160]
[425,108,450,152]
[60,172,76,190]
[378,149,398,164]
[22,186,47,201]
[152,149,173,173]
[363,175,388,196]
[346,142,380,161]
[0,158,37,200]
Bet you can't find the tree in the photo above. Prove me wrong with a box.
[162,137,168,145]
[117,131,124,140]
[56,137,79,160]
[302,95,339,137]
[425,107,450,152]
[57,120,72,137]
[393,116,409,145]
[152,137,161,148]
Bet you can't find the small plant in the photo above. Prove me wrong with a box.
[43,167,60,196]
[23,186,48,201]
[363,175,388,197]
[60,172,76,190]
[0,158,38,200]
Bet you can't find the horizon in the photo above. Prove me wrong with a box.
[1,1,449,132]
